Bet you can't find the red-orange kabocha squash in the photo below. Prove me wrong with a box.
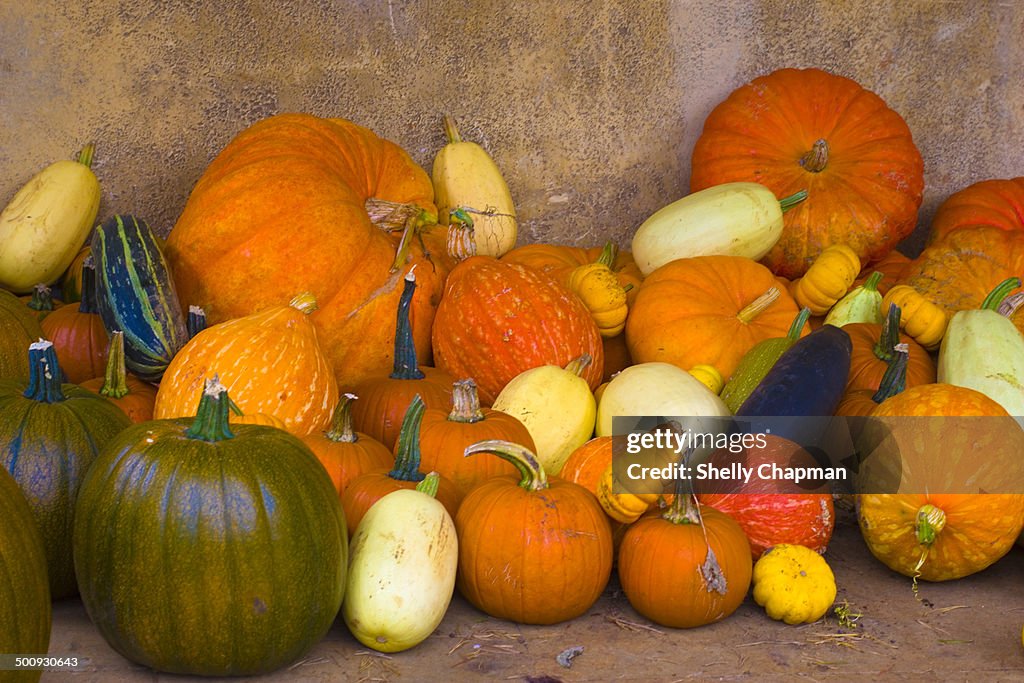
[690,68,924,279]
[431,256,604,405]
[928,177,1024,245]
[164,113,450,390]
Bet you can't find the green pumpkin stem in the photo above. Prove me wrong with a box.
[737,287,781,324]
[79,256,100,314]
[800,139,829,173]
[98,331,131,399]
[786,307,812,342]
[663,440,700,525]
[779,189,809,212]
[464,439,549,492]
[26,284,56,312]
[390,270,426,380]
[77,142,96,168]
[449,379,486,424]
[861,271,884,293]
[873,303,902,362]
[325,393,360,443]
[596,241,618,268]
[915,503,946,547]
[980,277,1021,311]
[23,340,66,403]
[187,305,207,339]
[442,114,463,144]
[871,343,908,404]
[389,394,427,482]
[416,471,441,498]
[185,376,235,442]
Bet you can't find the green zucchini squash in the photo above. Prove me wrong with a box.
[91,214,189,382]
[721,307,811,413]
[937,277,1024,416]
[631,182,807,277]
[823,271,884,327]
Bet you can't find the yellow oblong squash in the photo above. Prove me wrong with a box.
[631,182,806,277]
[0,145,100,293]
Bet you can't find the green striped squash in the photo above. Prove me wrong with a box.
[0,340,131,598]
[91,214,189,382]
[0,466,51,683]
[73,377,348,676]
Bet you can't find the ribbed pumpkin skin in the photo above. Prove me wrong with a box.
[431,256,604,405]
[165,113,445,390]
[929,177,1024,244]
[73,420,348,676]
[0,364,132,599]
[617,504,752,629]
[690,68,924,279]
[40,299,109,384]
[844,322,935,393]
[501,243,644,306]
[0,466,51,683]
[455,474,612,625]
[0,289,44,381]
[153,297,338,436]
[626,255,803,381]
[91,215,189,383]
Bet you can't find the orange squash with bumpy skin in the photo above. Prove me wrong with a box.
[928,177,1024,245]
[165,113,448,390]
[690,68,924,279]
[153,292,338,436]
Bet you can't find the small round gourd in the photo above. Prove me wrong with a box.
[752,544,837,624]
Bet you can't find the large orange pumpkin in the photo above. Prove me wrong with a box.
[626,255,803,381]
[165,113,449,389]
[431,256,604,405]
[690,68,924,279]
[928,177,1024,245]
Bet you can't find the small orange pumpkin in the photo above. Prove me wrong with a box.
[40,257,108,384]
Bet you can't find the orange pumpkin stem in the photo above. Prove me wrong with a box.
[185,376,235,442]
[325,393,360,443]
[98,331,131,399]
[389,394,427,483]
[736,287,781,324]
[800,138,829,173]
[448,379,486,424]
[464,439,549,492]
[24,340,66,404]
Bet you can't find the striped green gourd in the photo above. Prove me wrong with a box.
[91,214,189,382]
[721,307,811,413]
[0,465,51,683]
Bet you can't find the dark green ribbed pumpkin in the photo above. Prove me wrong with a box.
[0,288,44,381]
[73,377,348,676]
[0,340,131,599]
[0,466,51,683]
[91,214,189,383]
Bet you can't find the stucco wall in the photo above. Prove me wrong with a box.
[2,0,1021,257]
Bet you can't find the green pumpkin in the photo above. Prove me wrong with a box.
[0,340,131,599]
[0,466,51,683]
[0,288,44,381]
[73,376,348,677]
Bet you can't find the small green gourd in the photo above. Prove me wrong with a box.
[721,307,810,413]
[823,271,884,327]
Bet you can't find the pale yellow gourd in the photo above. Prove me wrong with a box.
[491,355,597,476]
[431,116,517,258]
[631,182,806,277]
[343,474,458,653]
[0,144,101,293]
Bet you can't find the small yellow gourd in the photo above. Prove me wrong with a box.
[752,544,837,625]
[791,244,861,315]
[882,284,949,351]
[566,243,630,338]
[687,364,724,395]
[596,464,659,523]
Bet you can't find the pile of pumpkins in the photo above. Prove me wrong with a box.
[2,65,1024,678]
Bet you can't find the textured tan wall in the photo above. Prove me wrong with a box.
[1,0,1021,257]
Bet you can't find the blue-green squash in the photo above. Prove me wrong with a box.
[90,214,189,382]
[0,340,131,599]
[73,376,348,676]
[0,466,51,683]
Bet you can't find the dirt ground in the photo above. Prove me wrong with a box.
[44,507,1024,682]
